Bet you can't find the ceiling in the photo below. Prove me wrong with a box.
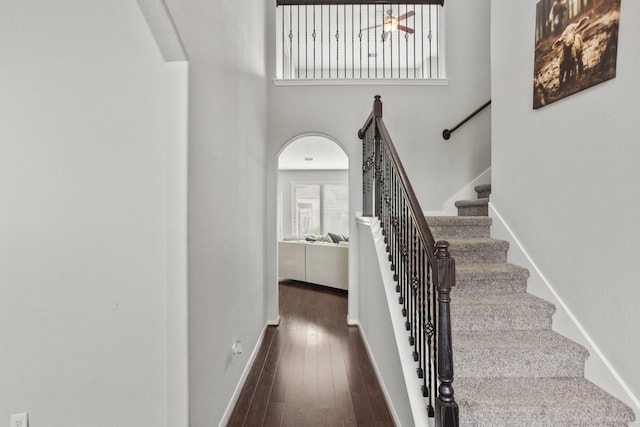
[278,135,348,170]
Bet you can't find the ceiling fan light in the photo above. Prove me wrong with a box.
[383,17,398,33]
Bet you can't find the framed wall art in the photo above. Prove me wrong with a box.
[533,0,621,109]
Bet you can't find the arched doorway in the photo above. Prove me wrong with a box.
[276,134,350,299]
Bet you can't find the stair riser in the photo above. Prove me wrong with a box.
[449,248,507,265]
[458,205,489,216]
[431,225,490,240]
[476,189,491,199]
[454,353,586,379]
[451,310,553,332]
[454,277,528,294]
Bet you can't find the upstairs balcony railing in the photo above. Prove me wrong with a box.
[358,95,458,426]
[276,1,445,81]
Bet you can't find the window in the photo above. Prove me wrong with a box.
[292,183,348,237]
[276,1,444,81]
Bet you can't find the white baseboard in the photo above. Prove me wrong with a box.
[218,324,271,427]
[267,315,281,326]
[489,202,640,424]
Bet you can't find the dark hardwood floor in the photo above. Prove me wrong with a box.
[228,280,396,427]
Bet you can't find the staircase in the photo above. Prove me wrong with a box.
[428,184,635,427]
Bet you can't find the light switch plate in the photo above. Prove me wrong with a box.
[10,413,28,427]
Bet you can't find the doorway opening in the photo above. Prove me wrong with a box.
[276,134,350,295]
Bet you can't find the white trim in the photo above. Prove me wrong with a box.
[273,78,449,87]
[136,0,188,61]
[164,61,190,427]
[218,323,272,427]
[356,216,372,226]
[370,219,434,427]
[267,315,281,326]
[489,202,640,419]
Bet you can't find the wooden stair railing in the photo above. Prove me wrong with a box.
[358,95,459,426]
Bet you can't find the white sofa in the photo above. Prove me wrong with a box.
[278,240,348,290]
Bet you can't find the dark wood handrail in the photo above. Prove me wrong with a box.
[442,99,491,140]
[278,0,443,6]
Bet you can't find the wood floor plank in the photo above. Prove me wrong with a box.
[243,332,283,426]
[262,402,284,427]
[227,327,277,426]
[228,280,396,426]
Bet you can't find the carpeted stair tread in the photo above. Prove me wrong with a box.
[454,263,529,294]
[455,377,636,427]
[428,215,492,239]
[453,329,588,378]
[452,293,555,331]
[474,183,492,199]
[446,238,509,265]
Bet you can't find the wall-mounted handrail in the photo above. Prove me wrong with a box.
[442,99,491,140]
[358,95,459,426]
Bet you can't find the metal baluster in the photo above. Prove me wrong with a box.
[289,7,293,78]
[436,5,440,78]
[381,5,384,79]
[359,5,362,79]
[344,5,347,79]
[297,5,300,78]
[321,5,324,78]
[428,5,433,78]
[413,3,417,78]
[426,257,435,416]
[370,5,373,79]
[351,4,354,79]
[328,5,331,78]
[312,6,316,78]
[417,237,426,380]
[421,238,427,382]
[405,5,410,79]
[421,4,424,79]
[335,5,339,78]
[281,7,285,78]
[305,6,308,79]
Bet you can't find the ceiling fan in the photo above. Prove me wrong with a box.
[365,9,415,41]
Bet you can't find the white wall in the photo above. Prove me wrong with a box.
[266,0,492,327]
[0,1,180,425]
[491,0,640,414]
[163,1,269,425]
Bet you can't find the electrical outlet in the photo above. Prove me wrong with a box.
[232,340,243,356]
[10,413,28,427]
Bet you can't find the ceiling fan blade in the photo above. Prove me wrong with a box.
[397,10,416,22]
[397,24,415,34]
[362,23,383,31]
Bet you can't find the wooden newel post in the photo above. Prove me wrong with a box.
[373,95,382,218]
[359,95,383,217]
[435,240,459,427]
